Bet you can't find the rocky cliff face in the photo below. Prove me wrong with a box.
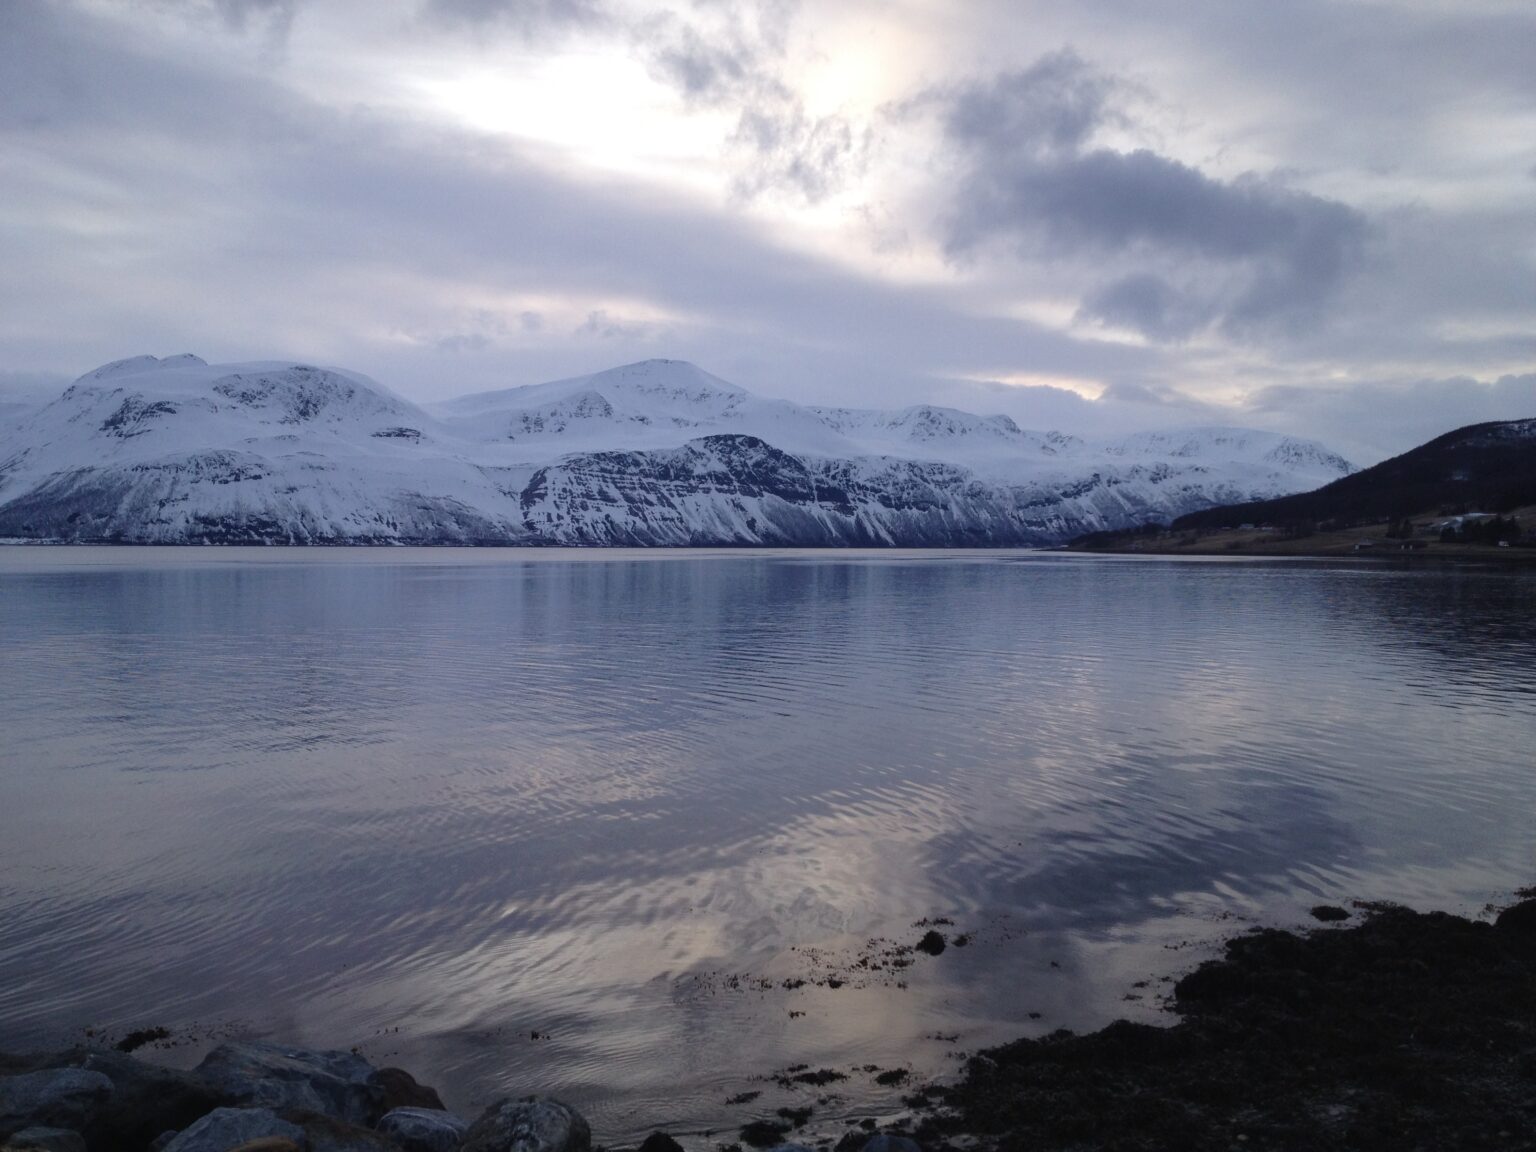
[0,355,1354,546]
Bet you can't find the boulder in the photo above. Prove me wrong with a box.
[160,1108,306,1152]
[1,1127,86,1152]
[368,1071,445,1116]
[0,1070,113,1141]
[286,1110,402,1152]
[196,1043,383,1125]
[862,1137,921,1152]
[738,1122,788,1149]
[636,1136,682,1152]
[461,1098,589,1152]
[71,1049,224,1150]
[376,1108,467,1152]
[1495,899,1536,936]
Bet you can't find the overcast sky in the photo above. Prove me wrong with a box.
[2,0,1533,461]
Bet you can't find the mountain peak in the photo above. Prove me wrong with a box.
[77,355,163,382]
[438,358,749,424]
[579,359,749,397]
[76,353,208,384]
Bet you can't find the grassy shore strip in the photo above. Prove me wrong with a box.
[1070,531,1536,561]
[1069,503,1536,560]
[903,892,1536,1152]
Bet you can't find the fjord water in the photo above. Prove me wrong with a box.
[2,548,1533,1136]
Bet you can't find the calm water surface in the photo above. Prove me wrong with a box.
[1,548,1533,1139]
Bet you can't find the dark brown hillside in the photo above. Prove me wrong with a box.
[1171,417,1536,533]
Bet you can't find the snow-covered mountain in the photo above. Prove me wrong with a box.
[0,355,1354,546]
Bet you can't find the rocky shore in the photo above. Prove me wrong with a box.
[4,892,1534,1152]
[907,893,1536,1151]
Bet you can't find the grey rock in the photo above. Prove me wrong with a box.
[377,1108,467,1152]
[160,1107,306,1152]
[289,1110,401,1152]
[368,1070,446,1115]
[1,1127,87,1152]
[150,1132,179,1152]
[72,1049,224,1149]
[862,1137,921,1152]
[1495,898,1536,935]
[461,1097,589,1152]
[196,1042,383,1125]
[0,1069,113,1140]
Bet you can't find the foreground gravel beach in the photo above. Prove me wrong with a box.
[4,888,1534,1152]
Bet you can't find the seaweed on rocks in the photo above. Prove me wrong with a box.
[914,932,946,957]
[772,1068,847,1089]
[113,1029,171,1055]
[913,897,1536,1151]
[738,1119,791,1147]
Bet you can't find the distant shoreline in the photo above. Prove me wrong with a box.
[5,536,1536,566]
[1069,526,1536,565]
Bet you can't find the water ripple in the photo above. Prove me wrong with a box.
[1,548,1534,1137]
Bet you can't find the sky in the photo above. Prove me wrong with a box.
[2,0,1534,463]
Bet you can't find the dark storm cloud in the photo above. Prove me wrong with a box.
[938,50,1369,341]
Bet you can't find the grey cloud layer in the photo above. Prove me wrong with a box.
[937,51,1370,341]
[421,0,609,38]
[0,3,1140,400]
[1246,374,1536,466]
[0,0,1532,463]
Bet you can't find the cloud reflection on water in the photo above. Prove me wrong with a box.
[1,550,1533,1136]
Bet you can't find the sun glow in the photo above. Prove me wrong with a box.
[968,371,1107,400]
[416,53,731,188]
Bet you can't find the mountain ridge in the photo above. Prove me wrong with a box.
[0,355,1355,546]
